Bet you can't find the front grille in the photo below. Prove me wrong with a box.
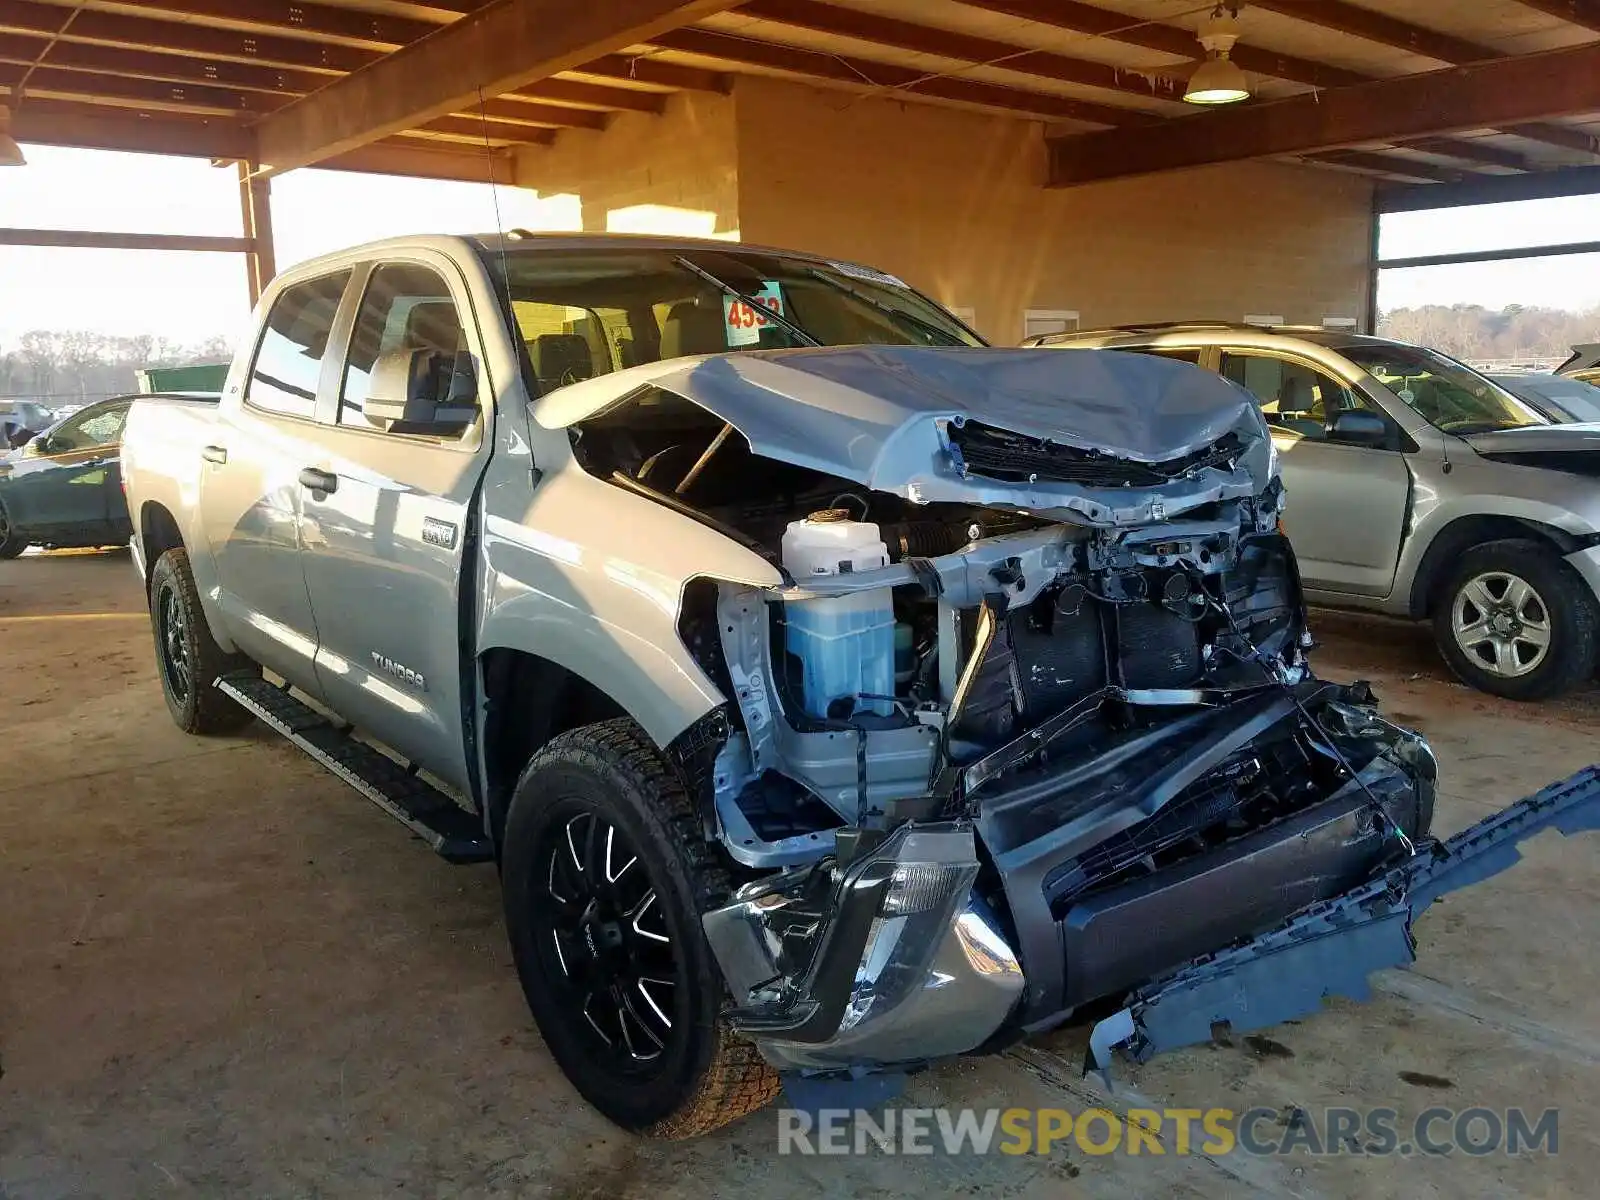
[947,422,1241,487]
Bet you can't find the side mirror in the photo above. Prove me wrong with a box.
[1326,409,1389,447]
[29,434,54,456]
[364,348,478,435]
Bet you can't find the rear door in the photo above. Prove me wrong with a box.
[201,270,353,694]
[0,399,130,540]
[295,255,493,793]
[1219,349,1411,596]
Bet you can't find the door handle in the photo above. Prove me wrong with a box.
[201,445,228,464]
[298,466,338,494]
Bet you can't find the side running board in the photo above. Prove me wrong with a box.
[216,673,494,864]
[1088,764,1600,1078]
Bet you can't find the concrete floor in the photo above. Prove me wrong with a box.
[3,550,1598,1199]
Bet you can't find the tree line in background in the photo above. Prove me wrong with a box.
[1377,304,1600,363]
[0,331,235,404]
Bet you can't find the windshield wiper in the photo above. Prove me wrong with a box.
[672,255,821,348]
[805,268,971,347]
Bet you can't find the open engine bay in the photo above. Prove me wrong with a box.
[531,345,1600,1089]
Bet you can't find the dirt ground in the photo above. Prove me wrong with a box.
[3,550,1599,1199]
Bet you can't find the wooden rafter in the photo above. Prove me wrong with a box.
[1246,0,1499,64]
[646,26,1154,125]
[0,30,603,129]
[1510,1,1600,34]
[1046,40,1600,186]
[963,0,1585,162]
[1305,150,1466,184]
[252,0,736,171]
[0,0,668,113]
[739,0,1188,104]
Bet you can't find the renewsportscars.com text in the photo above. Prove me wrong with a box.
[777,1105,1559,1157]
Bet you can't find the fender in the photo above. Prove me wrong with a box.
[474,455,781,749]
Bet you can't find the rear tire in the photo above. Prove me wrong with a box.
[149,547,258,734]
[0,500,25,559]
[500,718,779,1138]
[1432,538,1597,700]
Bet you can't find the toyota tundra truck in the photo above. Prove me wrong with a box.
[120,233,1600,1138]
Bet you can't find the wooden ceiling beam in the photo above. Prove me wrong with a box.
[1400,136,1531,171]
[959,0,1366,90]
[1510,2,1600,34]
[1046,41,1600,186]
[1246,0,1599,156]
[1305,150,1468,184]
[322,138,516,184]
[0,32,606,130]
[1245,0,1500,65]
[739,0,1187,103]
[5,94,252,157]
[965,0,1589,159]
[251,0,735,172]
[569,52,731,92]
[645,26,1153,125]
[0,0,667,113]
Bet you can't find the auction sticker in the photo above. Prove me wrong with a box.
[724,281,785,346]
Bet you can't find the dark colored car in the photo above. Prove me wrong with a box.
[0,396,136,558]
[1491,373,1600,424]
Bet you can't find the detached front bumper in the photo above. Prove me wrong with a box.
[1089,763,1600,1074]
[702,823,1026,1072]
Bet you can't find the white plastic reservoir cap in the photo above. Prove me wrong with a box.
[781,509,890,578]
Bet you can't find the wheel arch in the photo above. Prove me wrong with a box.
[138,500,185,590]
[1407,514,1592,618]
[478,647,654,847]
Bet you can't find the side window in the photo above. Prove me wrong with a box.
[248,271,350,419]
[1219,352,1377,442]
[341,263,475,429]
[48,403,129,451]
[1129,347,1202,365]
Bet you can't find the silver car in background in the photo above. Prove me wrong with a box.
[1030,323,1600,699]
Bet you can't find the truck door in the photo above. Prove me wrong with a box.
[200,270,353,695]
[294,258,493,793]
[1220,350,1411,597]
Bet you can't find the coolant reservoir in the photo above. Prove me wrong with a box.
[781,510,895,719]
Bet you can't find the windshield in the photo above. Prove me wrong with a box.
[1343,343,1546,434]
[490,246,983,393]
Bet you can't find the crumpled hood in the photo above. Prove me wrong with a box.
[537,346,1271,526]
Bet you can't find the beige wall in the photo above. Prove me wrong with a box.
[733,77,1375,345]
[513,90,740,238]
[512,75,1376,346]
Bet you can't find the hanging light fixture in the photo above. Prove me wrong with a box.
[1184,5,1252,106]
[0,100,24,166]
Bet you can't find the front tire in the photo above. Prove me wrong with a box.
[0,500,26,559]
[1432,538,1597,700]
[500,719,779,1138]
[149,547,258,733]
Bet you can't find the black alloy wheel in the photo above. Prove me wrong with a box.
[532,804,682,1068]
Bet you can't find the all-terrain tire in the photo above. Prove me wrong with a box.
[500,718,780,1138]
[1432,538,1598,701]
[149,547,258,734]
[0,499,26,559]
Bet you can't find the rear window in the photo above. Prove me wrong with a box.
[246,271,351,419]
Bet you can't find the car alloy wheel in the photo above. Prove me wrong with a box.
[1450,570,1552,679]
[531,804,683,1071]
[157,582,193,704]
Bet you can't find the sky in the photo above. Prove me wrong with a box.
[1,144,1598,349]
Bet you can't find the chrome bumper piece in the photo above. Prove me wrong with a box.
[702,822,1025,1072]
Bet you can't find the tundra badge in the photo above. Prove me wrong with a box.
[371,652,426,691]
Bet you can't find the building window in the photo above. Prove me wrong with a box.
[1023,309,1079,341]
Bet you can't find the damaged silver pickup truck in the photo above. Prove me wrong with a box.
[120,234,1600,1139]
